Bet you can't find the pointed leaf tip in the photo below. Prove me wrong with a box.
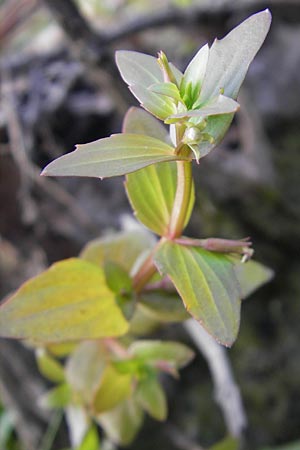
[41,134,184,179]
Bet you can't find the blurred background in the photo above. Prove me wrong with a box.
[0,1,300,449]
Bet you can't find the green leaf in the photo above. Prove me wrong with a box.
[92,365,132,414]
[76,425,100,450]
[233,259,274,299]
[116,50,163,89]
[0,258,129,342]
[47,342,77,357]
[130,84,176,120]
[210,436,238,450]
[97,398,144,446]
[128,305,160,336]
[42,134,187,179]
[103,261,135,319]
[149,82,181,101]
[115,51,177,120]
[136,375,167,421]
[180,43,209,102]
[0,410,14,448]
[40,383,72,409]
[36,348,65,383]
[80,229,156,274]
[123,108,194,235]
[65,341,107,405]
[122,107,170,143]
[200,10,272,102]
[191,113,234,158]
[154,242,241,346]
[129,340,194,369]
[125,161,194,235]
[165,95,239,123]
[104,261,132,294]
[139,291,189,322]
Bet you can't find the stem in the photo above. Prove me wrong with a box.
[132,238,165,293]
[168,160,192,239]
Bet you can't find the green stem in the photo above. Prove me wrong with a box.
[168,160,192,239]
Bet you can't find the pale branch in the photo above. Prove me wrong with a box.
[184,319,247,439]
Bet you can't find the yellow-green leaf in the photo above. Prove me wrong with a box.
[76,425,100,450]
[65,341,107,405]
[122,107,169,143]
[210,436,238,450]
[40,383,72,409]
[125,161,194,236]
[129,340,194,369]
[80,230,156,274]
[233,258,274,299]
[42,134,186,179]
[97,398,144,446]
[139,291,189,323]
[154,242,241,346]
[136,375,167,421]
[124,108,194,235]
[104,261,132,294]
[93,365,132,414]
[0,258,129,343]
[36,348,65,383]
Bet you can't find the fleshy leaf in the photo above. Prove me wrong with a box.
[124,107,194,235]
[42,134,187,179]
[199,10,272,102]
[233,259,274,299]
[97,398,144,446]
[180,43,209,103]
[36,348,65,383]
[136,375,167,421]
[165,95,239,123]
[0,258,129,342]
[92,365,132,414]
[128,340,194,369]
[154,242,241,346]
[80,229,156,274]
[65,341,107,404]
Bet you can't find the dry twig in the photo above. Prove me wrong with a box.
[184,319,247,439]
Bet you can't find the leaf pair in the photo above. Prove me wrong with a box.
[154,240,273,346]
[0,230,155,343]
[42,10,271,180]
